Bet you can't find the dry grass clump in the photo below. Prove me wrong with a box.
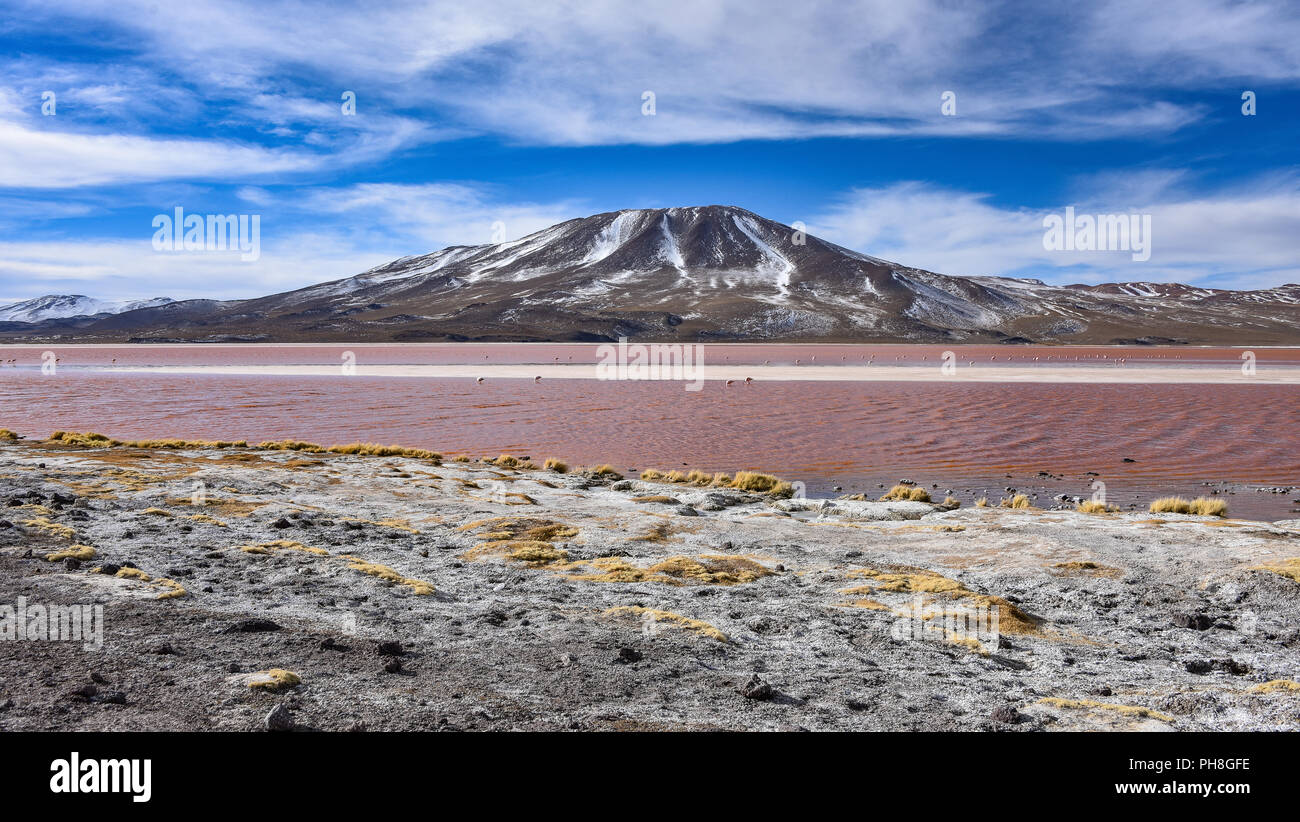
[452,454,471,462]
[846,565,1040,635]
[632,495,679,504]
[466,540,569,567]
[1036,697,1173,722]
[108,567,186,599]
[1149,496,1227,516]
[491,454,537,469]
[459,516,578,543]
[638,467,787,495]
[247,669,301,692]
[257,440,325,452]
[0,429,21,440]
[1251,557,1300,583]
[22,517,77,539]
[460,517,578,568]
[46,544,96,562]
[50,431,253,449]
[941,496,960,509]
[543,457,568,473]
[589,464,623,479]
[999,494,1032,509]
[880,484,932,502]
[327,442,440,460]
[729,471,793,496]
[975,497,989,507]
[123,438,248,449]
[340,556,435,595]
[1077,500,1118,514]
[604,606,728,642]
[1250,680,1300,694]
[564,554,773,586]
[48,431,120,447]
[238,539,329,556]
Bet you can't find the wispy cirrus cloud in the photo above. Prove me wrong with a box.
[9,0,1297,150]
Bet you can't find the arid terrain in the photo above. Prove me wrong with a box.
[2,434,1298,732]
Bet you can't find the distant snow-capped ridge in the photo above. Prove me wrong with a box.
[0,295,174,323]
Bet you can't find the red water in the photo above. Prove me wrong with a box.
[2,344,1298,520]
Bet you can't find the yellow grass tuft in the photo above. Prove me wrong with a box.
[1251,557,1300,583]
[639,469,665,481]
[23,517,76,539]
[880,484,932,502]
[247,669,301,692]
[942,496,961,508]
[975,497,989,507]
[590,464,623,479]
[1036,697,1173,722]
[563,554,773,586]
[729,471,794,496]
[1000,494,1032,509]
[1077,500,1118,514]
[154,578,186,599]
[846,565,1040,635]
[48,431,120,447]
[1149,496,1227,516]
[604,606,728,642]
[340,556,435,595]
[632,495,678,504]
[238,539,330,556]
[1249,679,1300,694]
[257,440,325,452]
[543,457,568,473]
[46,544,96,562]
[0,428,20,440]
[327,442,440,460]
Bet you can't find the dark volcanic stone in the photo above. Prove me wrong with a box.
[991,705,1023,724]
[739,674,773,700]
[224,619,282,634]
[614,647,643,665]
[1174,612,1213,631]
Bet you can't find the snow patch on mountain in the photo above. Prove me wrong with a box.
[0,295,173,323]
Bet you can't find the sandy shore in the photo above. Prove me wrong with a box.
[92,362,1300,383]
[2,438,1299,731]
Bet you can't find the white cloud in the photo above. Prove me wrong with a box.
[13,0,1298,147]
[0,183,587,302]
[810,179,1300,288]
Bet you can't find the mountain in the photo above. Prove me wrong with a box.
[0,295,173,323]
[2,206,1298,344]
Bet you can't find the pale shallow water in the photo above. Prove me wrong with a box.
[3,344,1298,520]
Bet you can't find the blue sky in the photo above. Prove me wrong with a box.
[1,0,1299,303]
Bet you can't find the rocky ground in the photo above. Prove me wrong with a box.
[1,438,1298,732]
